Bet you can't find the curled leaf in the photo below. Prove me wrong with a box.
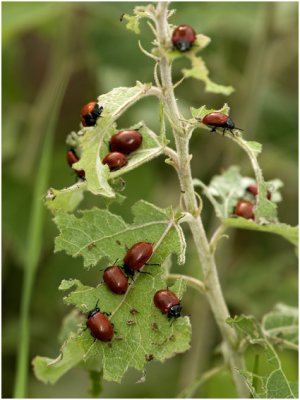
[183,54,234,95]
[46,83,161,211]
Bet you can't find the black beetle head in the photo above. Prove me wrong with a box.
[87,307,100,319]
[168,304,182,319]
[226,117,235,129]
[175,40,192,52]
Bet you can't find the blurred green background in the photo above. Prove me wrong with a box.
[2,2,298,398]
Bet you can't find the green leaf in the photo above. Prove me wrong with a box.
[33,272,191,384]
[195,166,283,221]
[45,182,126,215]
[265,180,284,203]
[253,183,278,224]
[194,166,290,233]
[246,141,262,157]
[225,136,278,223]
[223,218,298,248]
[54,200,186,268]
[46,83,161,210]
[122,5,153,34]
[227,314,262,340]
[35,201,189,383]
[122,14,142,34]
[290,383,299,398]
[73,84,154,198]
[193,34,211,52]
[262,304,298,350]
[33,333,88,385]
[227,314,297,399]
[45,183,86,214]
[227,315,297,398]
[58,309,85,345]
[183,54,234,95]
[240,340,297,398]
[33,304,91,385]
[202,166,246,218]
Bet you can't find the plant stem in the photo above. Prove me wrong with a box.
[167,274,205,295]
[177,364,226,398]
[155,2,249,397]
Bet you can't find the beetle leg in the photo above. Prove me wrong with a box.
[145,263,160,266]
[138,270,152,276]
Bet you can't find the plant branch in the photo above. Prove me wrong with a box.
[176,364,227,398]
[167,274,205,295]
[209,224,228,253]
[227,134,264,187]
[154,2,249,397]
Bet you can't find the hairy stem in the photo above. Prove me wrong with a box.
[167,274,205,295]
[155,2,249,397]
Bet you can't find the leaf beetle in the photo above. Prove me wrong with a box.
[86,301,114,342]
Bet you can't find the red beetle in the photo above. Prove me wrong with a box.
[102,152,128,171]
[198,112,237,135]
[80,101,103,127]
[172,24,196,52]
[66,149,85,179]
[103,266,128,294]
[154,289,182,319]
[234,200,254,220]
[110,130,143,154]
[247,183,272,200]
[123,242,153,271]
[86,303,114,342]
